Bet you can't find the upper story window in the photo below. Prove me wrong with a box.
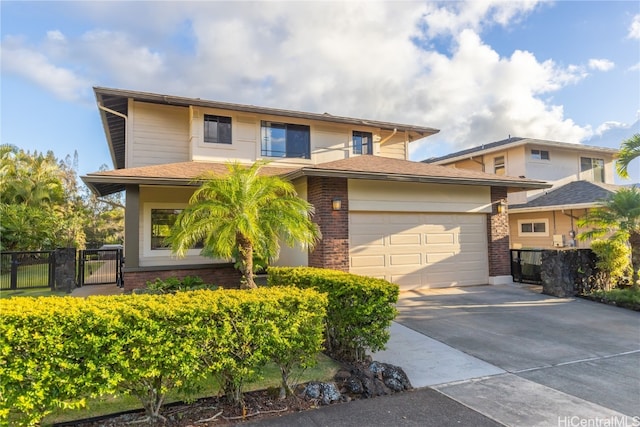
[204,114,232,144]
[352,131,373,155]
[261,121,310,159]
[151,209,203,250]
[494,156,505,175]
[580,157,605,182]
[531,149,550,160]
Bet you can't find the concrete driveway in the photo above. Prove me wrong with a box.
[374,284,640,426]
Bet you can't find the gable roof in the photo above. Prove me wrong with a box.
[94,87,440,170]
[423,137,618,165]
[82,156,549,197]
[509,180,622,212]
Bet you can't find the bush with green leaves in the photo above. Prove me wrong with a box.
[0,287,327,425]
[590,239,631,290]
[267,267,399,362]
[141,275,219,294]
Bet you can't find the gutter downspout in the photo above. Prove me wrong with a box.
[378,128,398,145]
[98,103,128,122]
[98,103,128,169]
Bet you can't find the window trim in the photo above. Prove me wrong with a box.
[352,130,373,155]
[517,219,549,237]
[260,121,311,159]
[530,149,550,161]
[203,114,232,144]
[143,203,205,259]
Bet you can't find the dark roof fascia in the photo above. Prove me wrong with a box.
[81,175,200,197]
[284,168,551,191]
[93,87,440,137]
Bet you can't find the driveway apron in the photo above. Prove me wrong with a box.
[377,284,640,426]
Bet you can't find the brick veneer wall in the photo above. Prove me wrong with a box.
[123,264,242,292]
[307,176,350,271]
[487,186,510,277]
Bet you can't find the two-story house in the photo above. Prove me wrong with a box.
[425,137,620,249]
[82,87,547,291]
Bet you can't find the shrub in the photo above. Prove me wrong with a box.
[267,267,399,362]
[590,239,631,290]
[0,287,327,424]
[141,275,219,294]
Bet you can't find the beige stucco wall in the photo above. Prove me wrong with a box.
[509,209,590,249]
[349,180,492,213]
[378,131,408,160]
[128,101,190,168]
[138,186,226,267]
[273,178,310,268]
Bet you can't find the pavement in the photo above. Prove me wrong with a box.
[249,283,640,426]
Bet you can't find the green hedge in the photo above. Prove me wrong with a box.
[0,287,327,426]
[267,267,399,362]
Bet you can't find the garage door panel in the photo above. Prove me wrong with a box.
[349,212,488,290]
[351,255,386,268]
[390,253,421,266]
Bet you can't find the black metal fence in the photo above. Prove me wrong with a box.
[1,248,123,291]
[0,251,55,290]
[510,249,543,284]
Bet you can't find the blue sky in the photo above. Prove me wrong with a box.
[1,1,639,182]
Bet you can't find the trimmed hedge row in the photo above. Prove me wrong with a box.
[0,287,327,426]
[267,267,399,362]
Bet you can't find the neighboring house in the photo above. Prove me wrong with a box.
[82,88,547,291]
[424,137,620,249]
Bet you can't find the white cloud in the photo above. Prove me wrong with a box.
[595,121,627,135]
[1,0,594,160]
[628,14,640,39]
[588,58,615,71]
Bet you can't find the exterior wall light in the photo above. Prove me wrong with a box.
[497,200,507,214]
[332,198,342,211]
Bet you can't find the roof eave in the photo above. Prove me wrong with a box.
[285,168,551,191]
[509,202,602,213]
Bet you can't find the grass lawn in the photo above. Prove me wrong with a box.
[42,354,341,425]
[0,287,68,299]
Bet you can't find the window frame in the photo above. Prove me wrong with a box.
[580,157,605,183]
[530,149,550,161]
[150,208,205,251]
[494,155,505,175]
[260,121,311,159]
[352,131,373,155]
[203,114,232,144]
[517,219,549,237]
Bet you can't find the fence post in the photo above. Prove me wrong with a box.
[49,251,56,290]
[10,253,19,290]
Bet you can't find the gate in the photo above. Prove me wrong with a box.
[78,248,123,287]
[510,249,543,284]
[0,251,55,290]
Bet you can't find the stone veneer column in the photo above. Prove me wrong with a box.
[487,186,511,284]
[307,176,350,271]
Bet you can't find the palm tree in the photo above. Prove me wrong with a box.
[168,161,321,289]
[616,133,640,179]
[577,186,640,288]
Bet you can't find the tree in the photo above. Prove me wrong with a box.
[168,161,321,289]
[577,186,640,288]
[616,133,640,179]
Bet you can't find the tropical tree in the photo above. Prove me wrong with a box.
[616,133,640,179]
[577,186,640,288]
[168,161,321,289]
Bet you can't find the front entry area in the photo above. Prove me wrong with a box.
[349,212,489,290]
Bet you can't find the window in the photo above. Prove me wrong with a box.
[151,209,203,250]
[531,149,550,160]
[580,157,605,183]
[261,121,310,159]
[204,114,232,144]
[518,219,548,236]
[352,131,373,155]
[494,156,505,175]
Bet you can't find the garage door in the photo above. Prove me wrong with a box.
[349,212,488,290]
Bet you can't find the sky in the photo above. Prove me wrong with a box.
[1,0,639,183]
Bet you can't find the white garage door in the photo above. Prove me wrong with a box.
[349,212,489,290]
